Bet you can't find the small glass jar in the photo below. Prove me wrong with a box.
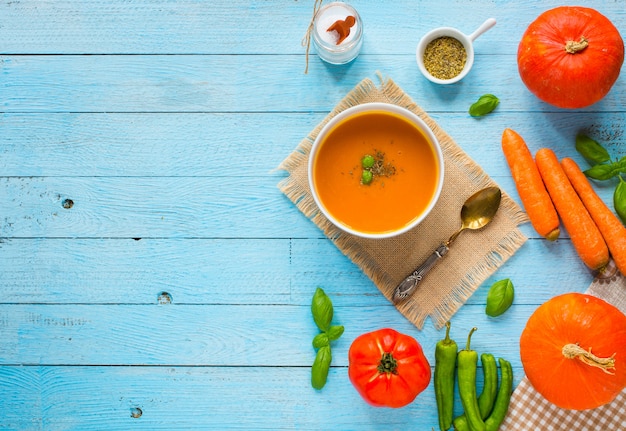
[312,2,363,65]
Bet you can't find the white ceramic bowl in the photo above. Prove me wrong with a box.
[308,103,445,239]
[416,18,496,84]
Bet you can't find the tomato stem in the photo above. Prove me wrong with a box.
[565,37,589,54]
[377,352,398,375]
[562,343,616,375]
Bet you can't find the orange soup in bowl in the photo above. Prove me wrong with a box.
[309,103,444,238]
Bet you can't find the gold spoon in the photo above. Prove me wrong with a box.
[392,186,502,303]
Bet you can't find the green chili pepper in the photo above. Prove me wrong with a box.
[477,353,498,419]
[435,321,458,431]
[457,327,485,431]
[452,415,470,431]
[453,352,497,430]
[484,358,513,431]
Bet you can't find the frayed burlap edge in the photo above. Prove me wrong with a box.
[424,228,528,326]
[277,75,528,329]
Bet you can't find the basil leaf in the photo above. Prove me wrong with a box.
[327,325,344,341]
[585,162,622,181]
[575,134,610,164]
[312,333,330,349]
[311,287,333,332]
[469,94,499,117]
[311,345,332,390]
[615,176,626,225]
[485,278,514,317]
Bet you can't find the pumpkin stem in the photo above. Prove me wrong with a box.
[562,343,616,375]
[565,37,589,54]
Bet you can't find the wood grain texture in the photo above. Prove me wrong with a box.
[0,0,624,55]
[0,236,591,305]
[0,173,617,238]
[0,365,506,431]
[0,112,623,177]
[0,0,623,429]
[1,55,625,113]
[0,302,579,368]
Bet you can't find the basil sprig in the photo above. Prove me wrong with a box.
[576,135,626,223]
[310,287,344,390]
[469,94,499,117]
[485,278,514,317]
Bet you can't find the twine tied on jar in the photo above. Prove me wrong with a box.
[302,0,324,74]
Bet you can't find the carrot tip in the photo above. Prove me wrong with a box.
[593,260,610,272]
[545,228,560,242]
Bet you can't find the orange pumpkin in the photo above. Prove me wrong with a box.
[520,293,626,410]
[517,6,624,109]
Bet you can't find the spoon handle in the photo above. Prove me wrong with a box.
[392,243,449,303]
[467,17,496,42]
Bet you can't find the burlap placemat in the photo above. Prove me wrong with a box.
[502,260,626,430]
[277,76,528,329]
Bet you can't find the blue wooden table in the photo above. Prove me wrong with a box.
[1,1,624,429]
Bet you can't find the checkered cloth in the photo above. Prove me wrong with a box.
[502,260,626,430]
[503,378,626,430]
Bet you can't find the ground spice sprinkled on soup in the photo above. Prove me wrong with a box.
[359,151,396,185]
[423,36,467,80]
[311,110,440,235]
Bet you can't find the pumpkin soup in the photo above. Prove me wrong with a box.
[312,109,441,235]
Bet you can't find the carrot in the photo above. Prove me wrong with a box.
[562,157,626,276]
[501,128,560,240]
[535,148,609,271]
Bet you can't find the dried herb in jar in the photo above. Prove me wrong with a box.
[423,36,467,80]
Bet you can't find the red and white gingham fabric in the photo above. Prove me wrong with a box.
[501,260,626,431]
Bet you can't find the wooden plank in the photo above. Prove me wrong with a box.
[0,173,618,239]
[0,112,623,178]
[0,112,320,177]
[0,238,292,304]
[0,302,587,369]
[0,0,624,55]
[0,175,314,238]
[1,55,625,113]
[0,364,523,431]
[0,234,593,306]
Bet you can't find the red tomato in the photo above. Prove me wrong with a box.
[348,328,431,408]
